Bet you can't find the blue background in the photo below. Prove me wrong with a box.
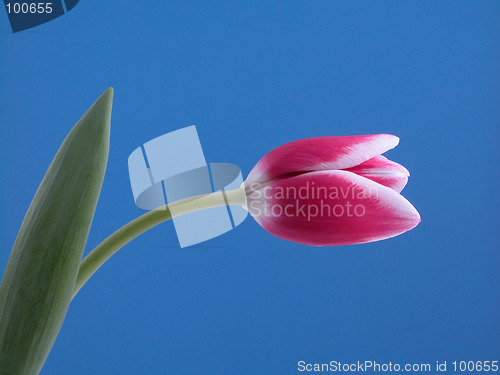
[1,1,498,374]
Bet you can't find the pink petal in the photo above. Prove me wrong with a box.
[247,170,420,246]
[344,156,410,193]
[246,134,400,189]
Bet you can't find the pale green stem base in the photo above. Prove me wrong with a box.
[73,186,247,298]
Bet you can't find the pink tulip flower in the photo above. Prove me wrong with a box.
[245,134,420,246]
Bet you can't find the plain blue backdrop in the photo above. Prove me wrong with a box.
[1,1,498,374]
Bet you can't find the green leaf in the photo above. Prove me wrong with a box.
[0,88,113,375]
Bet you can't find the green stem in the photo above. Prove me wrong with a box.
[73,187,246,298]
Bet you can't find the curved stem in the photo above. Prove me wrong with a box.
[73,187,246,298]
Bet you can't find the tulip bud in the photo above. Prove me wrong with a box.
[245,135,420,246]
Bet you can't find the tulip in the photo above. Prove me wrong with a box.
[245,134,420,246]
[73,135,421,300]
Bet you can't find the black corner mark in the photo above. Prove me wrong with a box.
[64,0,77,11]
[3,0,80,33]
